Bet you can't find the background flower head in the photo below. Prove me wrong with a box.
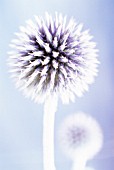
[58,112,103,160]
[8,12,99,103]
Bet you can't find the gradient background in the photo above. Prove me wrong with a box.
[0,0,114,170]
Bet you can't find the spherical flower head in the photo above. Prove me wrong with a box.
[8,12,99,104]
[58,112,103,160]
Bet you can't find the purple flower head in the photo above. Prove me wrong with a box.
[8,12,99,103]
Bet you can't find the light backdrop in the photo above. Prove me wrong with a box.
[0,0,114,170]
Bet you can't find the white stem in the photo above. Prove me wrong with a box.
[43,94,58,170]
[72,157,87,170]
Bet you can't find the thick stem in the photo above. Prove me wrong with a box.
[43,94,58,170]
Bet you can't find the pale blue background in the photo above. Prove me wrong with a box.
[0,0,114,170]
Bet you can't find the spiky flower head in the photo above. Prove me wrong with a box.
[8,12,99,104]
[58,112,103,160]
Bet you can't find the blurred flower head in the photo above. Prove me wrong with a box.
[58,112,103,160]
[8,12,99,103]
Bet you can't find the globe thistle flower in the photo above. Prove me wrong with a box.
[8,12,99,104]
[8,13,99,170]
[58,112,103,160]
